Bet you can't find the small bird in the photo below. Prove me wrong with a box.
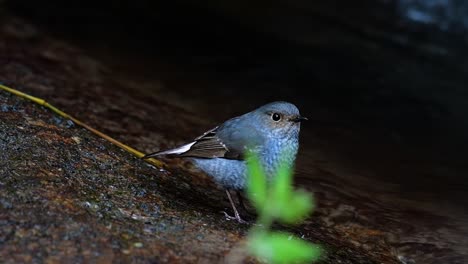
[143,101,307,223]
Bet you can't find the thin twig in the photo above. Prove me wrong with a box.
[0,83,165,168]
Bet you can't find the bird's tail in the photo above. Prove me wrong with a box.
[142,142,196,159]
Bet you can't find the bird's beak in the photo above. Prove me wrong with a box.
[291,116,308,122]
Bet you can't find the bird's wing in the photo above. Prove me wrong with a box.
[179,126,231,158]
[143,117,263,160]
[143,126,231,159]
[214,116,264,159]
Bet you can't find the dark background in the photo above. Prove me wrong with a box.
[6,0,468,145]
[6,0,468,184]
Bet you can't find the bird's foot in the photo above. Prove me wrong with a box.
[223,211,249,224]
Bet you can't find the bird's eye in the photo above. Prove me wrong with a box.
[271,113,281,122]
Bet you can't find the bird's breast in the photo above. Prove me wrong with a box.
[260,138,299,179]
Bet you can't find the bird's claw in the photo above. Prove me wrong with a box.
[223,211,248,224]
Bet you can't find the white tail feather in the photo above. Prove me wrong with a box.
[149,141,196,156]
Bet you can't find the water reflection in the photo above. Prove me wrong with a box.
[398,0,468,32]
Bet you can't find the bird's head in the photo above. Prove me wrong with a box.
[251,101,307,139]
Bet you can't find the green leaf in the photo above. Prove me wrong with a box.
[271,159,293,202]
[278,190,315,224]
[246,152,267,210]
[248,232,321,263]
[269,149,314,223]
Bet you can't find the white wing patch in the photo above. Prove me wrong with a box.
[156,141,196,155]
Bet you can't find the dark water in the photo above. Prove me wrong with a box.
[6,0,468,262]
[398,0,468,32]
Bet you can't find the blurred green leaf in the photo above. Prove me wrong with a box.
[248,232,322,264]
[245,151,320,263]
[246,152,267,210]
[271,158,292,202]
[278,190,315,224]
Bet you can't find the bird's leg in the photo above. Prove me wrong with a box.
[236,190,253,215]
[223,189,247,224]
